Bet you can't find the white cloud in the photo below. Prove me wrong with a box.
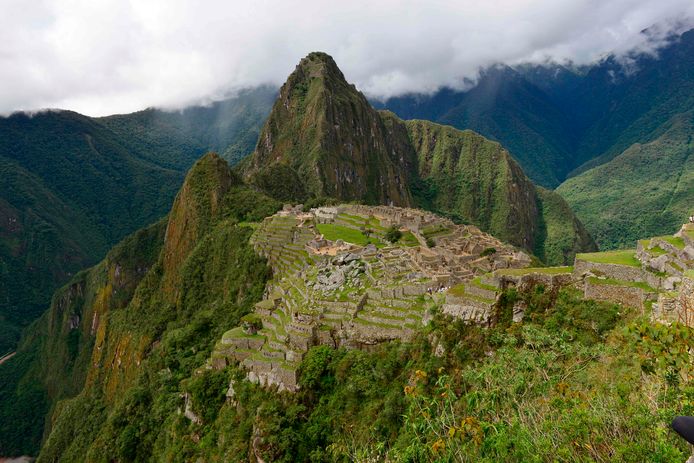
[1,0,692,116]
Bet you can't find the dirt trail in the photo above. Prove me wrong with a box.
[0,352,16,366]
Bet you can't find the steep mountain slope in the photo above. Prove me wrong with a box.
[405,119,594,263]
[0,154,280,457]
[1,152,687,462]
[0,92,273,352]
[241,53,594,263]
[557,111,694,249]
[378,66,576,187]
[379,28,694,190]
[241,52,413,205]
[0,111,182,353]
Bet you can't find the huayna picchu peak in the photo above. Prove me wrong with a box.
[241,52,596,265]
[241,51,414,206]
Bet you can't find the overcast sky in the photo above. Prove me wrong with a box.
[2,0,693,116]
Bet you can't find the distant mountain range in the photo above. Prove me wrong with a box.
[0,88,275,352]
[378,29,694,190]
[378,29,694,249]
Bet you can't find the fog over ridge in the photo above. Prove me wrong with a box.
[1,0,693,116]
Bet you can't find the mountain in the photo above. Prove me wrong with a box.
[376,65,576,188]
[240,52,413,205]
[0,153,280,457]
[0,91,274,353]
[378,29,694,229]
[557,111,694,249]
[376,29,694,248]
[1,153,687,461]
[241,52,594,264]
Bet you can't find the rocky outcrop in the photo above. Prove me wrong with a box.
[240,52,595,265]
[242,52,413,206]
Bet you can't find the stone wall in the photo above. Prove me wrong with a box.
[442,295,493,324]
[675,277,694,327]
[583,280,645,310]
[574,259,660,289]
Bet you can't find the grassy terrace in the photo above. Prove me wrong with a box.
[316,223,382,247]
[639,240,668,256]
[495,266,573,277]
[685,269,694,278]
[653,235,685,249]
[470,276,498,291]
[338,213,387,231]
[448,284,495,304]
[399,231,419,247]
[576,250,641,267]
[587,277,657,293]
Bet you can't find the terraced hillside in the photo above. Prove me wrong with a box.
[210,204,532,390]
[447,220,694,328]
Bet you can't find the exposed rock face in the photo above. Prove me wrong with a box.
[241,52,595,265]
[242,52,413,206]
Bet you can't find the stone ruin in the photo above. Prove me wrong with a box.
[208,204,532,391]
[205,208,694,392]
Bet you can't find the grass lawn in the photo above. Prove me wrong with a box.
[317,223,381,247]
[576,250,641,267]
[470,276,499,291]
[653,235,685,249]
[448,284,495,303]
[495,266,573,276]
[398,231,419,247]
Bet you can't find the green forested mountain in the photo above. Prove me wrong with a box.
[1,153,689,462]
[557,111,694,249]
[378,29,694,246]
[380,29,694,189]
[0,89,275,352]
[241,52,594,263]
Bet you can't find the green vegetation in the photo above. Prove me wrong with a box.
[655,235,686,250]
[0,88,275,352]
[317,224,382,247]
[480,247,497,257]
[587,277,657,293]
[577,250,641,267]
[558,112,694,250]
[31,284,690,462]
[384,225,403,243]
[495,266,573,276]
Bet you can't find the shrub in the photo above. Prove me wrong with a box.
[480,247,497,257]
[385,226,403,243]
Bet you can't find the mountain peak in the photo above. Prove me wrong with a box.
[162,152,235,292]
[241,53,413,205]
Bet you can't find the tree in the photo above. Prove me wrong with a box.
[385,226,403,243]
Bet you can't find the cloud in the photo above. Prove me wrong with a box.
[1,0,693,116]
